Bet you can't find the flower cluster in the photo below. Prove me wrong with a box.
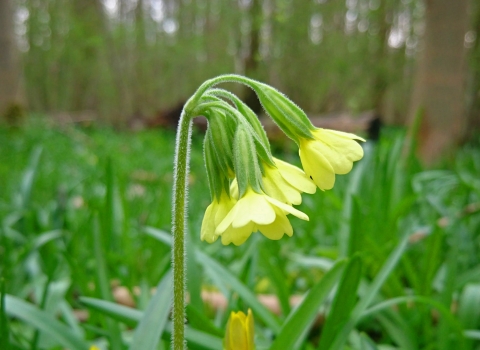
[195,77,365,246]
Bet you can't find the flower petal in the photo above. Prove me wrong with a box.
[221,222,255,246]
[263,165,302,205]
[200,203,219,243]
[311,129,364,174]
[299,145,336,190]
[257,209,293,240]
[265,196,309,221]
[216,203,239,235]
[274,158,316,194]
[232,191,276,228]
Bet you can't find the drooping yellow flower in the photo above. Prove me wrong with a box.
[299,128,365,190]
[201,191,237,243]
[262,158,316,205]
[224,309,255,350]
[216,188,309,246]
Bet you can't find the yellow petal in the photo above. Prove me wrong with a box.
[221,222,255,246]
[200,203,219,243]
[231,190,276,228]
[324,128,366,143]
[299,145,336,190]
[262,165,302,205]
[214,193,235,226]
[310,129,364,174]
[246,309,255,350]
[274,158,316,194]
[257,209,293,240]
[230,313,248,350]
[265,195,309,221]
[230,178,239,199]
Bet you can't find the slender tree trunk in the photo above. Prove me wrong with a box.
[467,2,480,135]
[0,0,25,120]
[408,0,469,163]
[371,0,388,118]
[242,0,263,114]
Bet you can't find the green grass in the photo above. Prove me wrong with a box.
[1,120,480,349]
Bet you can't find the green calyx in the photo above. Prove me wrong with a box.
[233,124,264,198]
[206,88,271,154]
[196,94,275,168]
[204,128,230,201]
[251,82,315,143]
[204,109,236,178]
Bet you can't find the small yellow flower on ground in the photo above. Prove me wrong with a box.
[224,309,255,350]
[216,188,309,245]
[201,191,237,243]
[299,128,365,190]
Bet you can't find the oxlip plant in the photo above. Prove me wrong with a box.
[171,74,364,349]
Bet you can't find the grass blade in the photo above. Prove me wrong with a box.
[0,279,10,350]
[317,255,362,350]
[129,270,173,350]
[328,233,410,350]
[196,250,282,334]
[92,215,123,348]
[4,294,89,350]
[80,297,223,349]
[80,296,142,326]
[269,259,346,350]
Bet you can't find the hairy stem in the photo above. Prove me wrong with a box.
[170,76,255,349]
[171,105,194,350]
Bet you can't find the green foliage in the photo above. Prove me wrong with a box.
[1,122,480,349]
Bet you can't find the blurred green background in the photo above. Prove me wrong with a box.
[1,0,480,349]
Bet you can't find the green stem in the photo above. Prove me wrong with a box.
[193,74,258,99]
[171,104,194,349]
[169,75,259,349]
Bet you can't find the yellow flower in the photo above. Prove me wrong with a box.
[224,309,255,350]
[216,188,309,246]
[201,191,237,243]
[299,128,365,190]
[89,346,101,350]
[262,158,316,205]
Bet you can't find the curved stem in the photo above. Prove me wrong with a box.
[192,74,260,101]
[169,76,262,349]
[171,106,194,350]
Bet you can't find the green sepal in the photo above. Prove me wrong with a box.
[204,109,235,178]
[200,93,275,168]
[206,88,271,154]
[233,124,263,198]
[204,129,230,201]
[250,82,315,143]
[224,108,274,168]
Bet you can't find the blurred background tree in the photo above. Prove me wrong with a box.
[1,0,479,161]
[0,0,25,122]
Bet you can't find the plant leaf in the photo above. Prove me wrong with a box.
[4,294,89,350]
[269,259,346,350]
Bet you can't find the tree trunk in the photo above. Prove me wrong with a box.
[242,0,263,114]
[0,0,25,121]
[408,0,469,163]
[467,2,480,135]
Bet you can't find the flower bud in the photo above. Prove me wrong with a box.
[224,309,255,350]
